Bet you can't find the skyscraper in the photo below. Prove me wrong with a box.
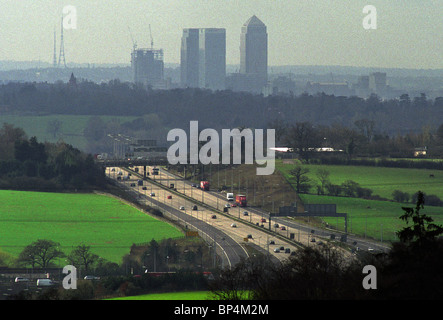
[198,28,226,91]
[239,15,268,92]
[369,72,387,96]
[180,28,200,88]
[131,48,165,89]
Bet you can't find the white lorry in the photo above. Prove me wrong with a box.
[227,193,234,201]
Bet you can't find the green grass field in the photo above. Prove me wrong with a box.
[107,291,211,300]
[0,190,183,264]
[276,160,443,241]
[1,115,136,150]
[277,160,443,200]
[299,194,443,241]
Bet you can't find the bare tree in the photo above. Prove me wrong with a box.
[316,168,330,195]
[284,122,321,160]
[67,244,99,272]
[46,119,63,139]
[290,166,311,193]
[18,239,64,269]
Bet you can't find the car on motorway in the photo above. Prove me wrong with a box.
[280,226,286,231]
[211,215,217,219]
[274,223,279,228]
[142,186,147,190]
[167,195,172,199]
[150,192,155,197]
[179,206,185,210]
[231,203,237,207]
[231,223,237,228]
[269,240,275,245]
[273,248,280,253]
[37,279,55,287]
[247,234,253,239]
[130,183,136,187]
[279,246,285,251]
[224,203,230,208]
[285,248,291,254]
[310,237,316,242]
[243,211,248,216]
[260,218,266,223]
[192,205,198,210]
[191,184,197,187]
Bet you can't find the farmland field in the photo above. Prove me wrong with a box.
[276,160,443,241]
[299,194,443,241]
[277,160,443,200]
[0,190,183,264]
[107,291,211,300]
[1,114,137,150]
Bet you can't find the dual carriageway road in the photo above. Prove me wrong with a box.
[106,165,389,268]
[106,166,305,267]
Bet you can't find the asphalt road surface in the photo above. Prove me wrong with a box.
[122,165,390,254]
[107,167,290,268]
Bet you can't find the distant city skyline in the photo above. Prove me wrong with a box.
[0,0,442,69]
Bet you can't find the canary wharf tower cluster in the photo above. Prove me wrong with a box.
[180,15,268,93]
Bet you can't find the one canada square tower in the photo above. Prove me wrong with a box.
[239,15,268,93]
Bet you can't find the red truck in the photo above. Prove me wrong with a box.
[235,195,247,207]
[200,181,210,191]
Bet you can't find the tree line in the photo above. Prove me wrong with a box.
[0,123,106,191]
[13,237,213,275]
[8,237,213,300]
[275,119,443,159]
[1,80,443,139]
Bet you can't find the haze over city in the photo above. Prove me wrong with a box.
[1,0,442,69]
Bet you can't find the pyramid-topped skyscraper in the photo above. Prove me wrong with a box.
[239,15,268,92]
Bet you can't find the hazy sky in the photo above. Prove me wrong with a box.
[0,0,442,68]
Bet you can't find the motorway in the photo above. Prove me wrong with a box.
[138,166,390,252]
[106,167,294,268]
[106,164,390,269]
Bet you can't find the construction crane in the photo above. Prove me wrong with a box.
[149,24,154,49]
[128,26,137,52]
